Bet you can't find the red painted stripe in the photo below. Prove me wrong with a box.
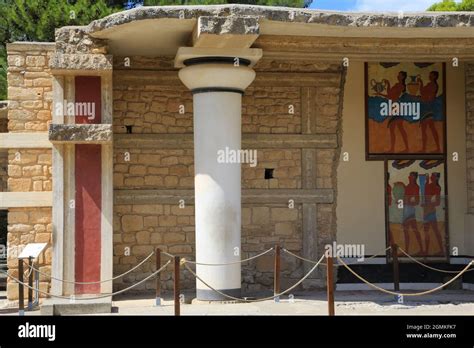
[74,76,102,294]
[75,76,102,124]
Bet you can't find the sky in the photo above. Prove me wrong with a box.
[309,0,454,12]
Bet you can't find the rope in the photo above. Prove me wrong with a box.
[24,251,156,284]
[283,246,391,266]
[182,254,325,303]
[0,260,171,301]
[336,256,473,297]
[161,251,175,259]
[183,247,274,266]
[398,247,474,274]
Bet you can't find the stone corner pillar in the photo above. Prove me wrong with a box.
[176,48,261,300]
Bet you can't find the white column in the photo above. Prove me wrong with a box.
[179,60,256,300]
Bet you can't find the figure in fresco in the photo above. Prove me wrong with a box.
[376,71,409,153]
[422,172,444,255]
[402,172,424,254]
[418,71,441,153]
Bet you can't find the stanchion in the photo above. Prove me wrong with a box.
[28,257,33,310]
[274,245,280,303]
[391,244,400,291]
[174,256,180,316]
[155,248,161,306]
[18,259,24,316]
[326,255,335,316]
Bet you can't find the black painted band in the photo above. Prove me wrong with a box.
[183,56,251,67]
[192,87,244,95]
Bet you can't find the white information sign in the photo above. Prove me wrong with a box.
[18,243,48,259]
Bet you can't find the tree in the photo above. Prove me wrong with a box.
[0,0,122,100]
[144,0,312,7]
[428,0,474,11]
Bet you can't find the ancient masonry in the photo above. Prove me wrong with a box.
[5,6,472,301]
[5,27,344,298]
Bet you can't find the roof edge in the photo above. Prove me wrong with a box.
[54,4,473,37]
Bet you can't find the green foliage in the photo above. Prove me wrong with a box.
[144,0,312,7]
[0,0,121,100]
[428,0,474,11]
[5,0,119,42]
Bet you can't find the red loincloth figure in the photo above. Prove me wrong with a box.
[418,71,441,153]
[377,71,409,153]
[402,172,423,254]
[422,172,444,255]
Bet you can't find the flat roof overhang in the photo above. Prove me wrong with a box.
[56,4,474,58]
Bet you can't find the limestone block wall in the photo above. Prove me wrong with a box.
[113,57,344,293]
[243,149,301,189]
[114,149,194,189]
[0,102,8,191]
[6,43,54,299]
[467,63,474,214]
[113,204,195,292]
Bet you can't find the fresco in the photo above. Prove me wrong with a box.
[386,159,447,257]
[366,62,445,157]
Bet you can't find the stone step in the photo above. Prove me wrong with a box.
[41,297,112,315]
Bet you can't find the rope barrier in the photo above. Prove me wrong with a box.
[0,260,171,301]
[182,254,325,303]
[282,246,391,266]
[398,247,474,274]
[336,256,474,297]
[23,251,156,284]
[183,247,274,266]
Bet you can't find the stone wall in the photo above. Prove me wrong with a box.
[113,57,344,294]
[113,204,195,292]
[6,43,54,300]
[467,63,474,214]
[0,102,8,191]
[114,149,194,189]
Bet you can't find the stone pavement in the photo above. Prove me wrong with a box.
[2,290,474,316]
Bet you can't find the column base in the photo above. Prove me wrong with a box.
[196,288,241,301]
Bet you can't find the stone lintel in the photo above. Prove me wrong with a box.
[114,188,334,205]
[192,16,260,49]
[0,192,52,209]
[6,42,56,52]
[0,132,51,148]
[114,133,338,149]
[49,124,113,144]
[49,53,113,73]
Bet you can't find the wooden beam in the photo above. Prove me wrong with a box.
[114,133,338,149]
[113,70,341,88]
[0,192,52,209]
[254,35,474,62]
[0,133,51,148]
[114,188,334,205]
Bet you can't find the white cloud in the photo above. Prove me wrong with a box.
[354,0,440,12]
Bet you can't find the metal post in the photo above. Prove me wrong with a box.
[326,255,335,316]
[155,248,161,306]
[33,268,39,307]
[174,256,180,316]
[392,244,400,291]
[18,259,24,316]
[274,245,281,303]
[27,257,33,310]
